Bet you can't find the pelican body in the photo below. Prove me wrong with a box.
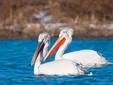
[31,32,87,75]
[62,50,111,67]
[44,28,112,67]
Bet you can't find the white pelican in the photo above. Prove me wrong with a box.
[31,32,87,75]
[44,28,112,67]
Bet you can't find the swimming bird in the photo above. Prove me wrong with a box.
[44,28,112,67]
[31,32,87,75]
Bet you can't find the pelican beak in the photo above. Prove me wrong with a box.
[43,37,66,61]
[31,40,45,66]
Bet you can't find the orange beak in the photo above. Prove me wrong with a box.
[43,37,66,61]
[31,41,45,66]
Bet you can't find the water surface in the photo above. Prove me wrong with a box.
[0,39,113,85]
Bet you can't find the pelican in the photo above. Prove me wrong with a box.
[44,28,112,67]
[31,32,87,75]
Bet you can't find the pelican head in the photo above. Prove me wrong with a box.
[38,32,50,44]
[59,27,74,38]
[31,32,50,66]
[43,28,74,61]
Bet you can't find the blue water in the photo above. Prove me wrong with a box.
[0,39,113,85]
